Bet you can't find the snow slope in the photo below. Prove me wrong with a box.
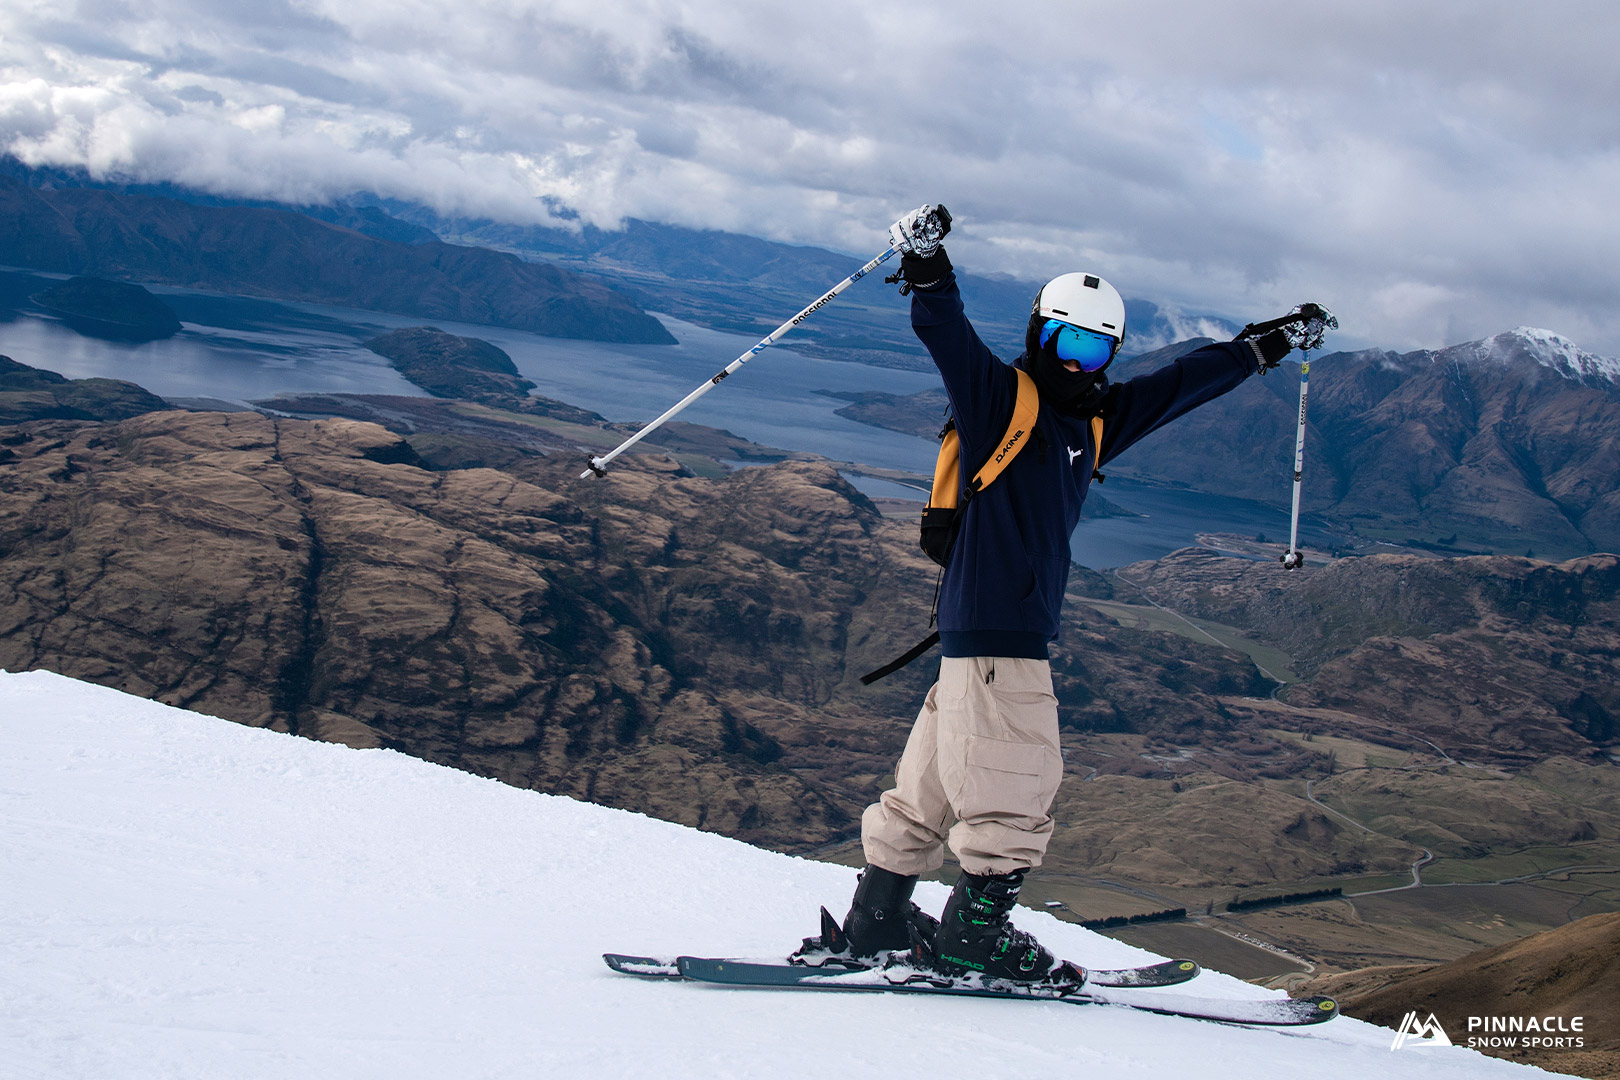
[0,671,1555,1079]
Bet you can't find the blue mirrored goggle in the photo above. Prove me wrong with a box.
[1039,319,1116,372]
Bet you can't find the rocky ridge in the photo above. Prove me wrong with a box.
[0,355,171,426]
[1110,547,1620,768]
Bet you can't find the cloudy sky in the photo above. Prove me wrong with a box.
[3,0,1618,352]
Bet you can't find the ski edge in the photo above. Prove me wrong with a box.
[604,952,1200,989]
[674,957,1338,1027]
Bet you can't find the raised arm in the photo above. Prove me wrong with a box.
[1101,303,1336,464]
[886,204,1018,463]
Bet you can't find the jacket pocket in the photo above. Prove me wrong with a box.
[1016,554,1071,630]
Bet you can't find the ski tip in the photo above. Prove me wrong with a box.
[603,953,683,978]
[1086,957,1202,988]
[1276,995,1339,1025]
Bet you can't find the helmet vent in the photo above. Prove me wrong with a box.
[1051,308,1069,316]
[1083,275,1100,288]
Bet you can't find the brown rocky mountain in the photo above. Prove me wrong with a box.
[1305,911,1620,1079]
[0,355,170,425]
[1109,547,1620,769]
[0,177,674,344]
[365,326,538,401]
[30,276,183,341]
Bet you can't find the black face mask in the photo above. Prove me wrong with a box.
[1023,318,1111,417]
[1029,347,1106,410]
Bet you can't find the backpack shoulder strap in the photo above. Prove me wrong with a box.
[927,422,963,512]
[1090,414,1106,481]
[965,368,1040,496]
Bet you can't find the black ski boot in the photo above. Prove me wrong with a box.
[794,866,939,967]
[932,869,1080,985]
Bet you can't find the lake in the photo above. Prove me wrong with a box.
[0,283,1333,568]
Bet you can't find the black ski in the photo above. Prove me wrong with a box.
[603,952,1200,989]
[674,957,1338,1027]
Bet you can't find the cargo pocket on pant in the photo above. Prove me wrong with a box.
[958,734,1059,824]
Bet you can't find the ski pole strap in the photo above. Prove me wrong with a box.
[859,631,940,685]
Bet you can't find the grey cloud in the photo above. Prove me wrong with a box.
[634,121,699,160]
[1,0,1617,353]
[172,86,227,107]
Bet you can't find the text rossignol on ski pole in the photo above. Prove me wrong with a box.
[1281,356,1310,571]
[580,244,903,479]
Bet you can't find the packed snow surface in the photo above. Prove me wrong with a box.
[0,671,1554,1078]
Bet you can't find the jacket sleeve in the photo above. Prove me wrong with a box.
[906,274,1017,467]
[1099,341,1260,466]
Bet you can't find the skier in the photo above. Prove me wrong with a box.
[826,204,1332,984]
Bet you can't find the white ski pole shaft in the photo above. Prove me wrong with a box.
[581,244,902,479]
[1283,357,1310,569]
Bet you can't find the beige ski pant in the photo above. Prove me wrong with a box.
[861,655,1063,877]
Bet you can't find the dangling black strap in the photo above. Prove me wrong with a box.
[860,564,947,685]
[859,631,939,685]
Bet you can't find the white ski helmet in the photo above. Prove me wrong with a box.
[1031,272,1126,356]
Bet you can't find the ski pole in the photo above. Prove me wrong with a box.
[1280,355,1310,571]
[580,244,903,479]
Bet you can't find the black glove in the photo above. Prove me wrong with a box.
[1244,329,1292,372]
[889,249,953,294]
[1236,303,1337,372]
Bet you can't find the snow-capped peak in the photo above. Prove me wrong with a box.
[1471,327,1620,387]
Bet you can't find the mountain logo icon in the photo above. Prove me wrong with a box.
[1391,1011,1453,1050]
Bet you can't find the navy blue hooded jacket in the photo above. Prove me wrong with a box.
[912,271,1262,660]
